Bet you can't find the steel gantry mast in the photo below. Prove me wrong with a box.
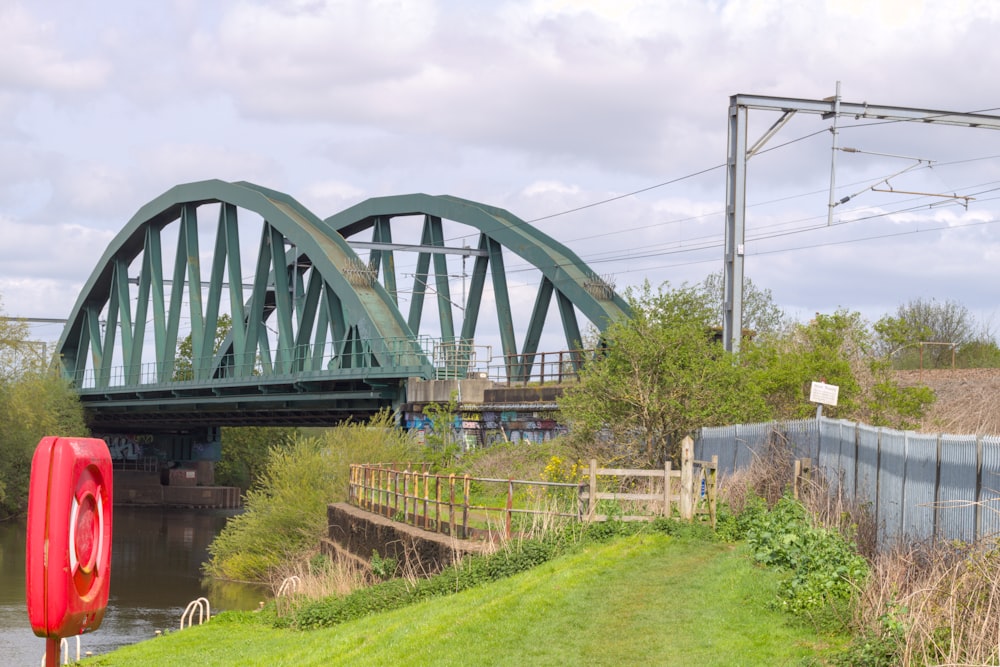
[723,87,1000,353]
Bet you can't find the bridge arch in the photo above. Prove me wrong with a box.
[326,194,631,381]
[57,180,432,428]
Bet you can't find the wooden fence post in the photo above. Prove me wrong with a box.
[448,474,456,537]
[349,465,356,505]
[663,459,672,517]
[380,467,388,515]
[680,436,694,521]
[588,459,597,518]
[506,478,513,540]
[403,470,410,523]
[709,455,718,528]
[462,475,471,539]
[423,471,430,530]
[393,470,400,519]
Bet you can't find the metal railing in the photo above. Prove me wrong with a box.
[349,463,580,539]
[348,442,718,539]
[112,457,158,473]
[489,349,588,386]
[68,337,592,391]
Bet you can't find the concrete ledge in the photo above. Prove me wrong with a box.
[326,503,485,576]
[483,386,564,403]
[163,485,242,508]
[405,379,493,404]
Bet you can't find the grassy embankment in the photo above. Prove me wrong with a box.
[82,532,848,666]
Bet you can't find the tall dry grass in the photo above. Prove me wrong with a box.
[853,533,1000,665]
[270,550,370,616]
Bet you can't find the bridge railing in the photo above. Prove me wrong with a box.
[67,336,438,390]
[488,349,589,386]
[67,333,590,391]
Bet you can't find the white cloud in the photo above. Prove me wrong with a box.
[301,179,366,213]
[0,4,110,92]
[522,181,580,197]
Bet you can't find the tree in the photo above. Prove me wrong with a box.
[955,339,1000,368]
[215,425,299,490]
[558,282,770,466]
[875,298,975,369]
[698,270,787,338]
[0,296,88,517]
[756,309,934,428]
[173,313,233,380]
[558,288,936,467]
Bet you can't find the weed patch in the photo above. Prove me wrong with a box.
[742,495,868,629]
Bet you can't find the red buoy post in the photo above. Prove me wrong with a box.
[26,437,114,666]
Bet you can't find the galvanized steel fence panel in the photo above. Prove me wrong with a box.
[694,418,1000,547]
[856,424,880,516]
[817,419,856,498]
[734,422,769,470]
[698,425,736,477]
[938,434,978,543]
[877,430,906,543]
[979,437,1000,538]
[903,433,938,543]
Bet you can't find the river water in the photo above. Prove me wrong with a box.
[0,506,266,666]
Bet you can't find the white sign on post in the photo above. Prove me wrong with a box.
[809,381,839,407]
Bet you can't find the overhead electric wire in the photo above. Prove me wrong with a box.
[498,187,1000,277]
[523,163,727,223]
[584,211,1000,280]
[835,106,1000,132]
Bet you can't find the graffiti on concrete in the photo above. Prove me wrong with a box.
[403,408,566,450]
[100,433,154,460]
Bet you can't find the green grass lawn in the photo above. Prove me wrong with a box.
[83,535,847,666]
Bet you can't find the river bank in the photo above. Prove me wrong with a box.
[0,506,265,666]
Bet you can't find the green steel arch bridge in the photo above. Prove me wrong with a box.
[57,180,630,438]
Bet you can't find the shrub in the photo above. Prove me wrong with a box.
[205,412,418,582]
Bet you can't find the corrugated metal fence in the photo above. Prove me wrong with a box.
[696,417,1000,544]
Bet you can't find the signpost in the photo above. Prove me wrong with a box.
[26,437,113,667]
[809,381,839,418]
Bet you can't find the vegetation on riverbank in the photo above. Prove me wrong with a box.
[0,299,88,518]
[205,411,419,582]
[84,523,853,666]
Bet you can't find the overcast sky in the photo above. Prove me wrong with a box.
[4,0,1000,352]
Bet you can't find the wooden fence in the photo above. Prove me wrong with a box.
[579,437,718,525]
[348,438,718,539]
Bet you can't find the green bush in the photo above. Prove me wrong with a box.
[744,495,868,620]
[835,602,906,667]
[205,412,418,582]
